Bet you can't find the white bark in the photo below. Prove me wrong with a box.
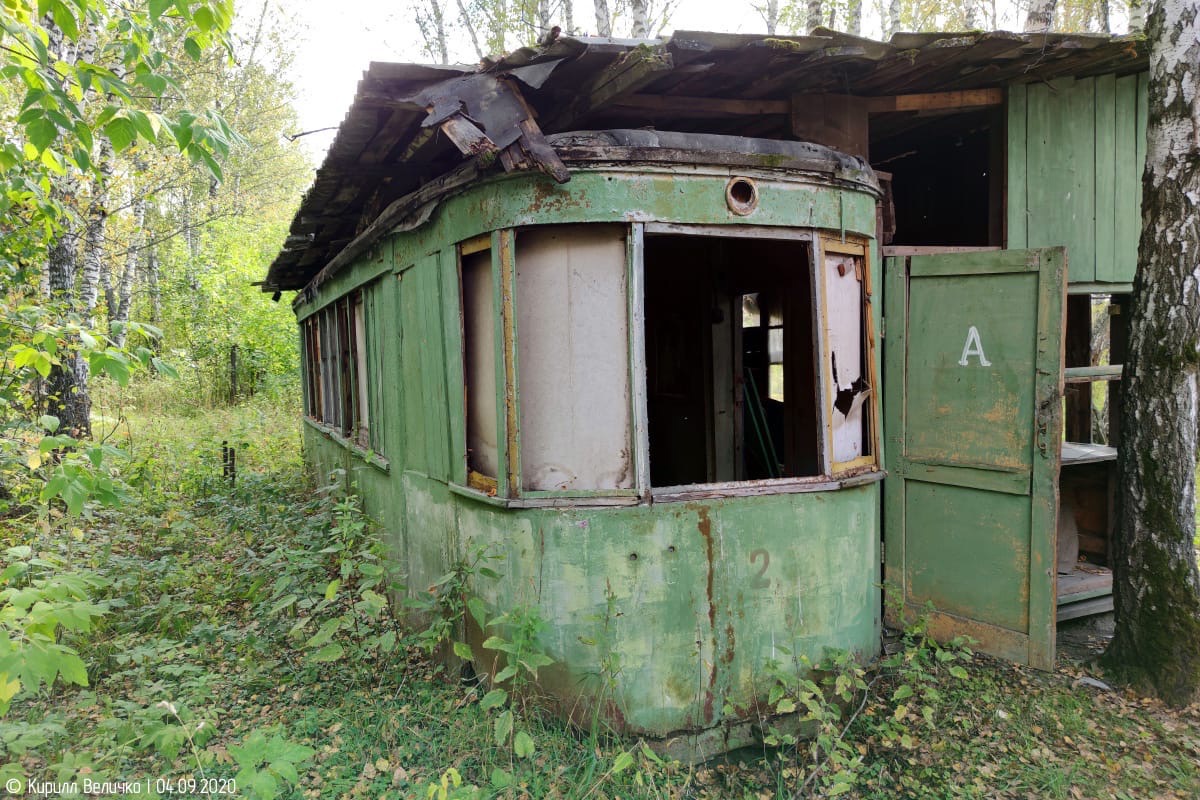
[886,0,900,37]
[594,0,612,36]
[846,0,862,33]
[630,0,649,37]
[807,0,823,32]
[1106,0,1200,705]
[113,194,144,347]
[1129,0,1146,32]
[1024,0,1057,31]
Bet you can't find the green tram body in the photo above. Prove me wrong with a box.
[295,132,884,750]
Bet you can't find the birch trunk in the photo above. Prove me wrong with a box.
[1102,0,1200,707]
[594,0,611,35]
[80,139,113,327]
[562,0,573,34]
[630,0,649,37]
[761,0,779,33]
[1024,0,1057,31]
[1128,0,1145,32]
[807,0,823,32]
[113,194,144,348]
[44,211,91,437]
[846,0,862,33]
[457,0,484,59]
[886,0,900,37]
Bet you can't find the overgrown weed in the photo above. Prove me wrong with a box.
[1,394,1198,798]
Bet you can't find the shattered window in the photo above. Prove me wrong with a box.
[822,246,875,471]
[301,289,372,448]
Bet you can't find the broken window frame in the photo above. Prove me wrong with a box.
[450,223,881,508]
[299,288,377,456]
[817,236,880,476]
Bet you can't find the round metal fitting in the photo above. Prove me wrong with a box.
[726,177,759,215]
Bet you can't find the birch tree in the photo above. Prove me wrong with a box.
[1025,0,1058,30]
[1102,0,1200,706]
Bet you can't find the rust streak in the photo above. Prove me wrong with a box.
[697,506,717,724]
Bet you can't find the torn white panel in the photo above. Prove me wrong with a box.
[463,249,500,477]
[825,253,866,464]
[517,224,632,491]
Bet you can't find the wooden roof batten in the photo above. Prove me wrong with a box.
[265,27,1148,296]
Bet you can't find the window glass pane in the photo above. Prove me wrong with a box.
[516,224,632,491]
[462,248,500,478]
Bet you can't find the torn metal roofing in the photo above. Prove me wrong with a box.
[265,27,1147,293]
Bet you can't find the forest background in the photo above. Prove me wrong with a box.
[2,0,1195,798]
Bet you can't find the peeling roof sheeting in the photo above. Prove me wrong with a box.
[265,28,1146,293]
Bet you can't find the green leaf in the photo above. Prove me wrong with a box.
[194,6,214,31]
[949,665,969,680]
[466,596,488,629]
[611,751,635,775]
[452,641,473,661]
[892,684,914,701]
[494,664,517,684]
[269,759,299,785]
[479,688,507,711]
[184,36,202,60]
[512,730,535,758]
[249,769,278,800]
[26,117,57,152]
[103,117,137,152]
[38,415,59,432]
[308,643,344,663]
[324,579,339,601]
[57,651,88,685]
[493,709,513,746]
[149,0,172,20]
[490,768,513,789]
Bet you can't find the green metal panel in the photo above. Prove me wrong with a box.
[295,164,884,740]
[884,248,1065,670]
[417,472,879,736]
[1008,73,1147,286]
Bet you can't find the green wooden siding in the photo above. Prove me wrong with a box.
[1007,73,1147,284]
[294,164,884,740]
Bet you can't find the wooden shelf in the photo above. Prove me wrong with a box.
[1062,441,1117,465]
[1064,365,1123,383]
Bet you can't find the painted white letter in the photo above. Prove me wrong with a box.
[958,325,992,366]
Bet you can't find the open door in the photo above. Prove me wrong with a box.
[883,248,1065,670]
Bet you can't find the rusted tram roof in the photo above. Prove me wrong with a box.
[265,28,1147,293]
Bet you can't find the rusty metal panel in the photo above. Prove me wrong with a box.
[515,225,633,491]
[883,248,1065,670]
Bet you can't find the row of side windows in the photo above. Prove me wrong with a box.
[300,290,372,449]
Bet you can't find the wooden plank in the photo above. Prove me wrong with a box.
[1094,73,1117,282]
[1007,83,1028,249]
[1064,365,1123,382]
[893,462,1032,496]
[628,224,651,498]
[1113,74,1140,284]
[909,248,1039,276]
[881,246,1001,256]
[1069,77,1097,283]
[440,248,467,486]
[1061,442,1117,464]
[611,94,790,116]
[882,256,907,629]
[416,256,451,482]
[864,88,1004,113]
[541,47,675,132]
[1056,595,1114,622]
[1134,71,1149,276]
[790,94,870,160]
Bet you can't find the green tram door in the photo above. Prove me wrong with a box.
[883,249,1066,671]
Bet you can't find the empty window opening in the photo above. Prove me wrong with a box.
[644,236,820,488]
[461,241,500,486]
[870,110,1000,247]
